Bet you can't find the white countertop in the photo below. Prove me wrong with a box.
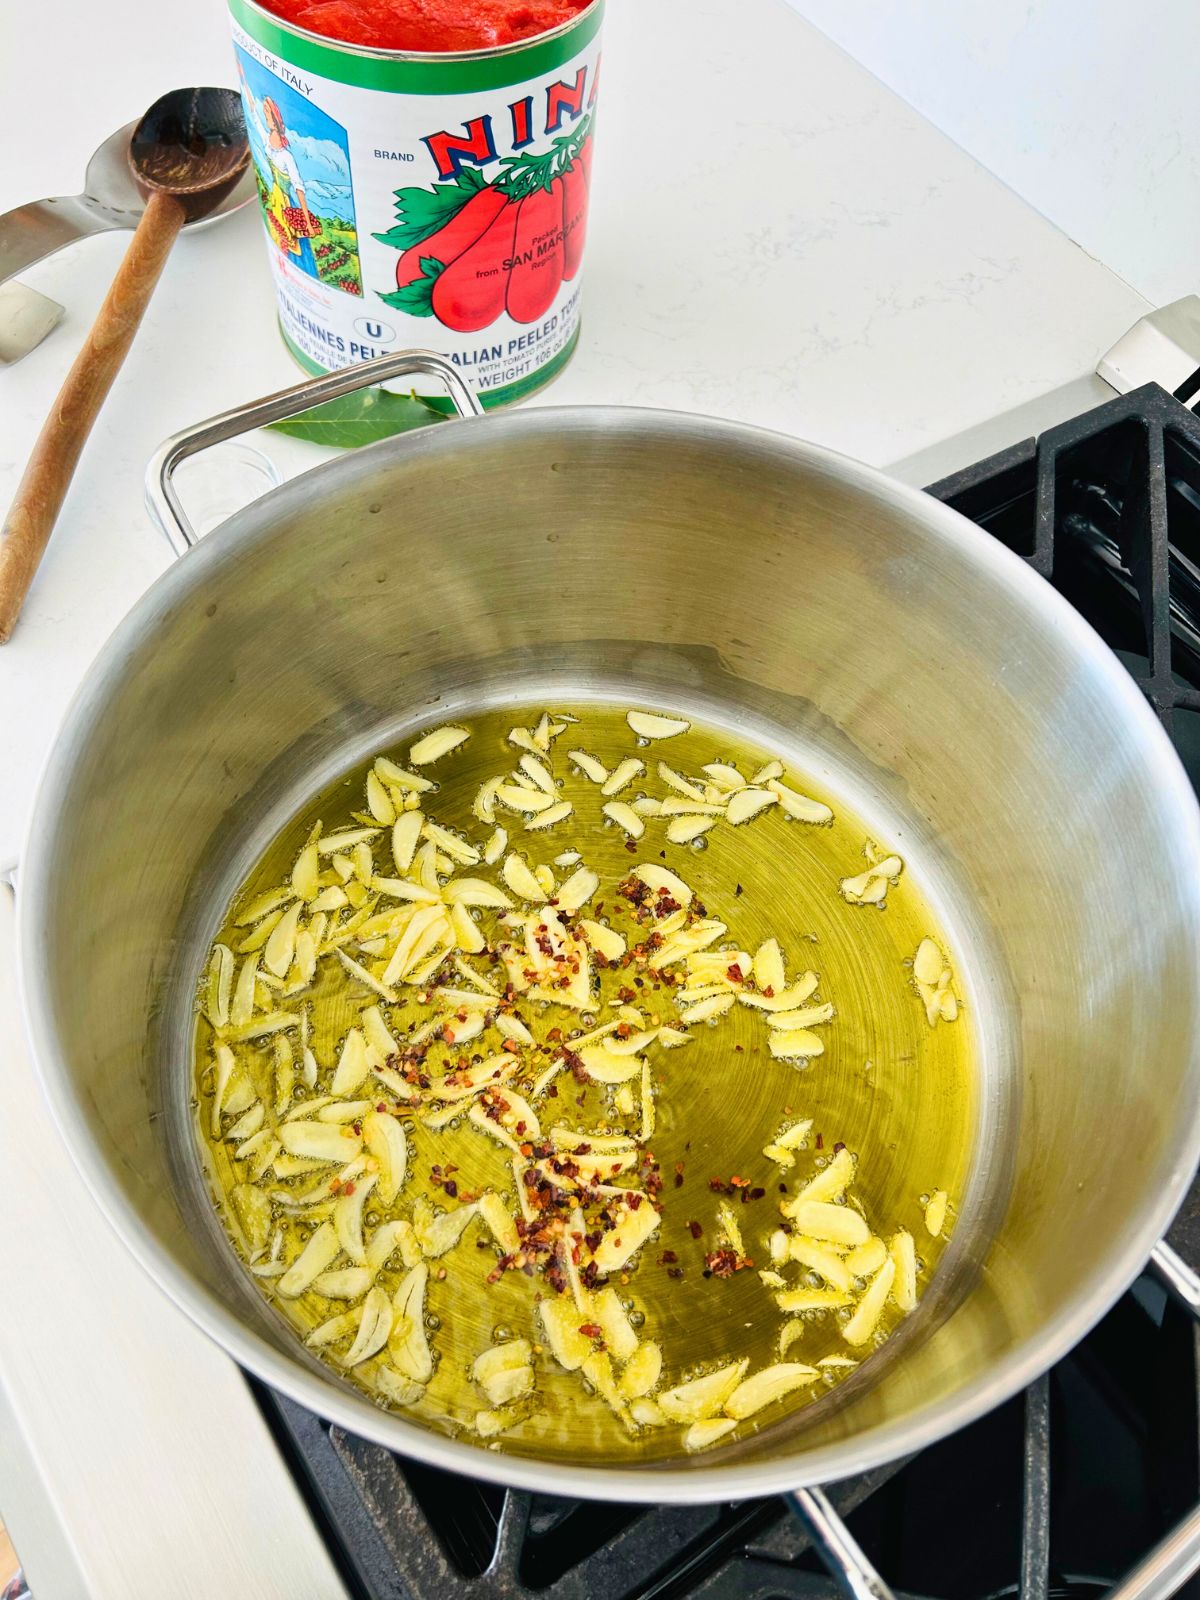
[0,0,1151,1592]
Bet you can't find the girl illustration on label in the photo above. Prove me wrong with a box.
[236,50,364,296]
[259,96,320,272]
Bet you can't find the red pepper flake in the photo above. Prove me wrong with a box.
[687,1220,703,1239]
[375,1102,387,1113]
[578,1322,602,1339]
[833,1141,846,1153]
[815,1133,824,1150]
[730,1174,750,1189]
[762,985,775,999]
[673,1160,685,1189]
[624,840,637,853]
[667,1266,684,1280]
[342,1181,356,1197]
[501,1039,521,1054]
[443,1180,458,1199]
[704,1248,753,1278]
[726,962,744,983]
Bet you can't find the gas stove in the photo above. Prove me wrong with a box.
[243,372,1200,1600]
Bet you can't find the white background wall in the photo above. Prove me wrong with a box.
[787,0,1200,308]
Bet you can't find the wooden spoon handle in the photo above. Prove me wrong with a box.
[0,188,187,643]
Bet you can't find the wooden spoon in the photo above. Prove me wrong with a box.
[0,87,250,642]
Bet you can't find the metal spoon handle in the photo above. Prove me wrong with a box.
[0,195,123,287]
[0,188,185,643]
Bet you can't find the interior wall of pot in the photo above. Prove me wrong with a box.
[27,408,1200,1461]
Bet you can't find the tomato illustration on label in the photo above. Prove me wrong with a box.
[374,114,592,333]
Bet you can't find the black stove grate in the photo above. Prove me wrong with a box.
[252,381,1200,1600]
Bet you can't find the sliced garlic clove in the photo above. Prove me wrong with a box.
[525,799,573,830]
[778,1320,807,1356]
[678,994,735,1025]
[844,1236,888,1278]
[602,800,644,838]
[279,1120,363,1164]
[363,1111,407,1206]
[474,1404,530,1438]
[582,1351,629,1421]
[278,1221,341,1297]
[313,1266,373,1299]
[600,758,645,797]
[318,827,382,856]
[630,1397,667,1427]
[788,1235,853,1293]
[554,866,599,912]
[701,763,746,792]
[659,1359,749,1423]
[375,1366,425,1407]
[843,1258,896,1347]
[568,749,608,783]
[477,1191,520,1253]
[482,827,507,865]
[768,780,833,823]
[913,937,943,986]
[785,1146,856,1208]
[591,1196,660,1274]
[307,1311,359,1348]
[390,1263,433,1382]
[593,1286,639,1363]
[537,1293,593,1371]
[766,1001,835,1030]
[774,1286,853,1313]
[375,757,434,793]
[331,1027,371,1095]
[409,725,469,765]
[619,1340,662,1399]
[517,753,557,795]
[666,814,718,844]
[725,787,777,825]
[578,919,626,961]
[365,771,395,825]
[656,761,707,801]
[924,1190,948,1237]
[785,1200,869,1247]
[342,1286,393,1367]
[889,1230,918,1312]
[502,853,546,902]
[768,1029,826,1061]
[626,710,690,740]
[291,842,321,902]
[724,1363,819,1420]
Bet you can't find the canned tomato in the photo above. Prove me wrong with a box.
[228,0,602,409]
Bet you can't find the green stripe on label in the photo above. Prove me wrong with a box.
[278,322,580,436]
[229,0,603,93]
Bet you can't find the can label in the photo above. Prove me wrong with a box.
[228,0,602,405]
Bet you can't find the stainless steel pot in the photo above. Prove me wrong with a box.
[18,352,1200,1593]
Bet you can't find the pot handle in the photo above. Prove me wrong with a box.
[145,348,484,555]
[788,1487,897,1600]
[791,1240,1200,1600]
